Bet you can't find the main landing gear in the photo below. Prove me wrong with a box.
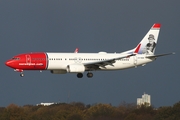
[77,73,83,78]
[87,72,93,78]
[77,72,93,78]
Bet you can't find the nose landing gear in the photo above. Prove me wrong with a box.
[14,69,24,77]
[20,73,24,77]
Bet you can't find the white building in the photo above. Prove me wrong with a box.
[137,93,151,107]
[36,102,55,106]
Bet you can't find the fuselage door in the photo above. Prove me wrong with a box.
[26,54,31,65]
[134,55,137,66]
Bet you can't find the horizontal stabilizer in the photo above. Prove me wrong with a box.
[146,52,175,58]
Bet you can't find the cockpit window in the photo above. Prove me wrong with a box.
[12,57,20,60]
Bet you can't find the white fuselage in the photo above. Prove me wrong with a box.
[46,52,154,71]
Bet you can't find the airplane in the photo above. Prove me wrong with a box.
[5,23,174,78]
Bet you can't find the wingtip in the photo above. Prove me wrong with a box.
[74,48,79,53]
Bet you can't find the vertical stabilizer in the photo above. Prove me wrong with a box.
[137,23,161,55]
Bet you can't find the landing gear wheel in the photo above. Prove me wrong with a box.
[87,72,93,78]
[20,73,24,77]
[77,73,83,78]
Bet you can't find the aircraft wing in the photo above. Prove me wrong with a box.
[84,44,141,70]
[83,44,140,70]
[83,54,134,70]
[146,52,175,59]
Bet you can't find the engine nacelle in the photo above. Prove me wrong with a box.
[67,64,85,73]
[50,70,67,74]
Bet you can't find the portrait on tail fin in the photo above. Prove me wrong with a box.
[143,34,156,54]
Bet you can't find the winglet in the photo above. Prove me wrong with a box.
[74,48,79,53]
[134,44,141,54]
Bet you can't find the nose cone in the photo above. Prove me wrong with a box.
[5,60,14,68]
[5,60,9,66]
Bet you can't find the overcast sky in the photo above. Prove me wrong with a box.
[0,1,179,107]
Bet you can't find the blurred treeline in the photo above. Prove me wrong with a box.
[0,101,180,120]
